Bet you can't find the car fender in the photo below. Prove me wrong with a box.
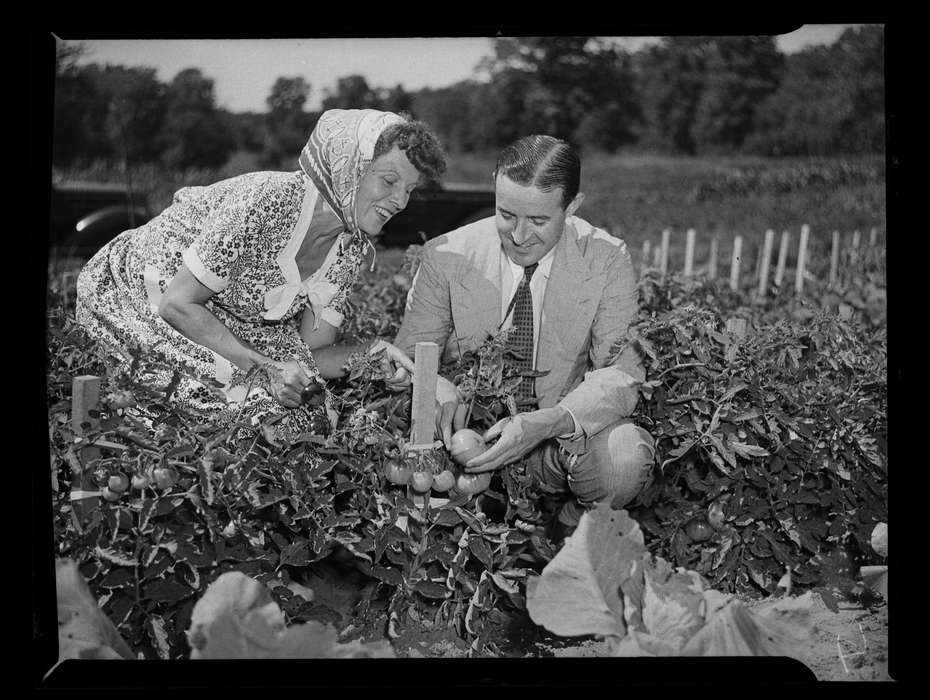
[74,205,150,236]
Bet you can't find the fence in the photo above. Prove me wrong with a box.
[635,224,884,299]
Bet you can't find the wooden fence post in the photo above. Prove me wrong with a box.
[660,228,670,280]
[795,224,810,296]
[708,236,718,279]
[829,230,841,289]
[408,342,439,450]
[71,375,102,530]
[729,235,743,291]
[850,229,861,265]
[684,228,695,277]
[774,230,790,289]
[757,229,775,297]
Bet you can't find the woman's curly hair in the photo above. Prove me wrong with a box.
[374,113,447,185]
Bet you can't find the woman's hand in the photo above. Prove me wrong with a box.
[368,340,415,391]
[267,360,313,408]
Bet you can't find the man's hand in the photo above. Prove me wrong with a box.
[435,376,466,449]
[464,406,575,473]
[368,340,415,391]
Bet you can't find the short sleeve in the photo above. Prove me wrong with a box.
[182,180,263,293]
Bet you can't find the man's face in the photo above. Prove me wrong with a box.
[494,174,569,267]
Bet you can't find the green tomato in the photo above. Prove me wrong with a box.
[152,466,179,491]
[101,486,121,502]
[131,474,150,490]
[410,470,434,493]
[685,517,714,542]
[431,469,456,493]
[108,473,129,493]
[384,459,412,486]
[454,471,491,496]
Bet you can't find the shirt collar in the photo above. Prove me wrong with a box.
[503,243,557,281]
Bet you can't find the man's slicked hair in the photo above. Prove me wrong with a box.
[493,135,581,208]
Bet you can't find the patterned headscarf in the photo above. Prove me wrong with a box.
[298,108,406,240]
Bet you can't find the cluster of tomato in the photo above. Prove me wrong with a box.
[683,496,728,542]
[382,428,492,497]
[94,464,181,502]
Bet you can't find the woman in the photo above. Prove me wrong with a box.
[76,108,445,442]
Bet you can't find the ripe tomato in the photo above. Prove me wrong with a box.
[131,474,150,490]
[410,470,434,493]
[449,429,488,466]
[384,459,413,485]
[685,517,714,542]
[152,466,179,491]
[431,469,456,493]
[454,471,491,496]
[101,486,121,502]
[108,473,129,493]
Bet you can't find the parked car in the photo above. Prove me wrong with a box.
[49,181,153,259]
[49,178,495,258]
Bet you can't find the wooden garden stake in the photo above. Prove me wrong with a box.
[729,235,743,291]
[725,317,749,363]
[795,224,810,296]
[652,244,662,269]
[408,341,439,452]
[660,228,670,280]
[684,228,695,277]
[829,230,840,289]
[726,317,748,338]
[869,227,878,247]
[774,230,790,288]
[71,375,102,530]
[708,236,718,279]
[641,239,652,267]
[757,229,775,297]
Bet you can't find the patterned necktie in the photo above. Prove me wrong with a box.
[509,263,538,406]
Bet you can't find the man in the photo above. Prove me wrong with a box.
[394,135,655,536]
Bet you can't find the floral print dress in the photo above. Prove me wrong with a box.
[76,170,367,442]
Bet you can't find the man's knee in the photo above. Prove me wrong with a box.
[595,421,655,508]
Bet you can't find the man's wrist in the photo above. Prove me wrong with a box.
[540,406,576,440]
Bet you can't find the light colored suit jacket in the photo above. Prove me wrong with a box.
[394,215,644,438]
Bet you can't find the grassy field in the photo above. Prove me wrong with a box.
[54,149,886,278]
[444,150,886,275]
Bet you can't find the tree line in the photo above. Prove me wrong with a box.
[52,27,883,172]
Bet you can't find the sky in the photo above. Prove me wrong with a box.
[59,26,867,114]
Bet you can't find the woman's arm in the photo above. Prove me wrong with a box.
[159,265,265,370]
[299,308,414,383]
[299,311,367,378]
[159,264,311,407]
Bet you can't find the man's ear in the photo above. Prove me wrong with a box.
[565,192,585,218]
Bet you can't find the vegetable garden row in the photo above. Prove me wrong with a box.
[46,232,887,660]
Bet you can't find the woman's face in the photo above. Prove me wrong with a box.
[356,145,421,236]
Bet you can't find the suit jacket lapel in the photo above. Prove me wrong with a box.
[536,220,598,406]
[450,226,502,351]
